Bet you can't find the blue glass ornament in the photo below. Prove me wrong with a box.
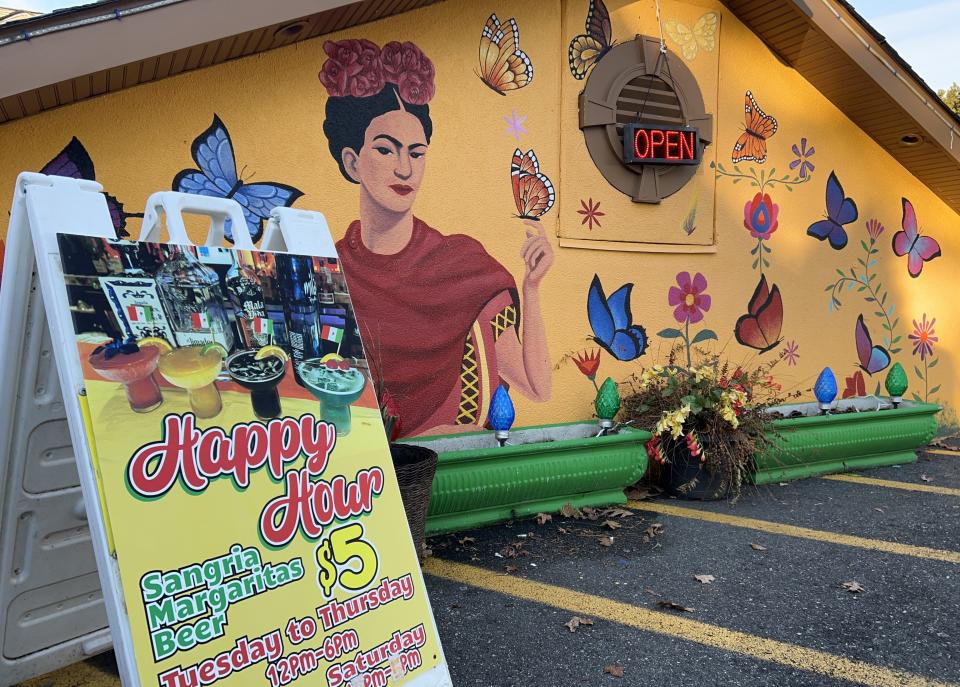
[814,367,837,411]
[488,384,515,444]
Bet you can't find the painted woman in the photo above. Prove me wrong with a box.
[319,38,552,437]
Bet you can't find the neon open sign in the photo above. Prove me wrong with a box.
[623,124,700,166]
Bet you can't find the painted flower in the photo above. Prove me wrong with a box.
[578,198,605,231]
[573,349,601,379]
[381,41,435,104]
[909,313,938,360]
[668,272,711,324]
[319,39,383,98]
[789,137,815,178]
[743,192,779,240]
[865,219,885,241]
[781,340,800,366]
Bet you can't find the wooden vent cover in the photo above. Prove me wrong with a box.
[578,35,712,203]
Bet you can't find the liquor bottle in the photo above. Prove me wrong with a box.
[276,254,321,386]
[225,252,270,348]
[156,246,235,350]
[255,253,289,349]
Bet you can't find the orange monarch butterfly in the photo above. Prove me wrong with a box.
[731,91,778,164]
[511,149,555,221]
[478,14,533,95]
[568,0,613,80]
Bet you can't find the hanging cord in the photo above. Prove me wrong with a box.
[636,0,677,123]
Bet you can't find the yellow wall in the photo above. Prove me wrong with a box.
[0,0,956,429]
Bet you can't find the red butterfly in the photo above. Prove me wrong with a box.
[734,274,783,352]
[511,148,555,220]
[731,91,778,164]
[842,370,865,399]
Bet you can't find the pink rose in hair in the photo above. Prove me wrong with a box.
[318,39,384,98]
[381,41,435,105]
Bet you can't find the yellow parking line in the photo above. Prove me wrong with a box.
[822,473,960,496]
[629,501,960,564]
[926,449,960,457]
[425,558,956,687]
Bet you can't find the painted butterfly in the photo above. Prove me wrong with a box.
[40,137,134,237]
[855,314,890,376]
[663,11,719,61]
[477,14,533,95]
[731,91,777,164]
[842,370,865,399]
[734,274,783,353]
[173,115,303,244]
[568,0,613,80]
[511,148,555,221]
[807,171,857,250]
[893,198,941,278]
[587,274,648,361]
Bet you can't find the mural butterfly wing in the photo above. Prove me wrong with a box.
[664,12,719,60]
[587,274,647,361]
[568,0,612,80]
[478,14,533,95]
[892,198,941,278]
[731,91,777,164]
[693,12,719,53]
[511,149,555,220]
[173,115,303,243]
[842,370,866,399]
[734,275,783,352]
[854,314,890,375]
[806,171,856,250]
[40,138,132,237]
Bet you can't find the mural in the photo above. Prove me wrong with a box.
[568,0,612,80]
[731,91,777,164]
[893,198,941,278]
[511,148,555,221]
[320,38,553,437]
[910,313,940,402]
[173,115,303,244]
[855,314,891,376]
[577,197,604,231]
[503,109,528,141]
[659,272,716,368]
[478,14,533,96]
[663,11,719,61]
[807,171,857,250]
[734,275,783,353]
[587,274,648,362]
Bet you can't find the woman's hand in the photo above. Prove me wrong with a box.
[521,220,554,289]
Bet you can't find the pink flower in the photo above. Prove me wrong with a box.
[909,313,938,361]
[318,39,384,98]
[381,41,435,104]
[668,272,711,324]
[743,192,779,240]
[781,340,800,366]
[865,219,885,241]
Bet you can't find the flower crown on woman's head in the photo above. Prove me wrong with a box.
[318,39,436,105]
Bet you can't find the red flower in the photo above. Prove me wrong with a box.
[743,193,779,240]
[644,435,665,464]
[667,272,711,324]
[573,349,601,379]
[318,39,383,98]
[381,41,435,104]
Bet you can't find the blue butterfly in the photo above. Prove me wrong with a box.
[806,170,857,250]
[587,274,648,361]
[173,115,303,243]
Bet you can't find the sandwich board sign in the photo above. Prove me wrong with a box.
[1,174,452,687]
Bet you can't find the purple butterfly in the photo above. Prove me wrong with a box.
[892,198,941,278]
[807,171,857,250]
[40,137,138,237]
[855,314,890,376]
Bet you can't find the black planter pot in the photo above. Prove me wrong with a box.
[390,443,438,559]
[659,436,730,500]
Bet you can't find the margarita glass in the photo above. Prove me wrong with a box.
[226,349,287,419]
[88,341,163,413]
[298,358,367,436]
[158,344,225,418]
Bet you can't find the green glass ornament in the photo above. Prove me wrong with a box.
[595,376,621,430]
[885,362,908,406]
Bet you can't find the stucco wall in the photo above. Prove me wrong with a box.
[0,0,956,432]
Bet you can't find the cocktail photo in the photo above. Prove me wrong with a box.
[57,236,377,435]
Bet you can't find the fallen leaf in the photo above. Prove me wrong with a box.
[583,507,601,521]
[920,474,933,482]
[643,588,658,596]
[499,542,528,559]
[694,574,715,584]
[558,527,570,535]
[873,507,885,513]
[504,564,518,574]
[842,580,865,593]
[535,512,552,525]
[457,536,475,546]
[598,536,614,547]
[450,602,462,609]
[560,503,584,519]
[604,507,634,518]
[564,616,594,632]
[642,523,664,542]
[603,520,622,530]
[656,600,694,612]
[603,664,625,678]
[749,543,767,551]
[625,486,652,500]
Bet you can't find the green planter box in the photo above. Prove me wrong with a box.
[406,422,650,535]
[754,398,941,484]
